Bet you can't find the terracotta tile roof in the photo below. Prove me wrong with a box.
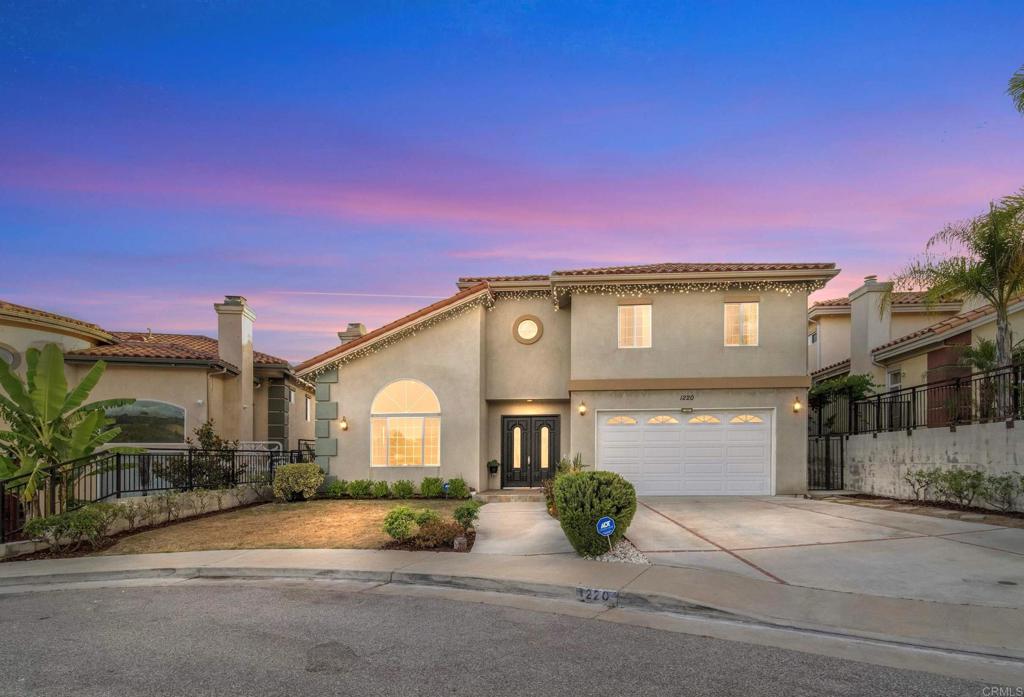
[66,332,289,368]
[810,358,851,378]
[552,262,836,276]
[810,297,851,307]
[0,299,110,336]
[872,304,1000,354]
[457,274,550,284]
[810,291,941,310]
[295,283,492,374]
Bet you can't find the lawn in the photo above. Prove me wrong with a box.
[101,499,465,555]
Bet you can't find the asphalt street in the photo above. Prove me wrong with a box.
[0,582,988,696]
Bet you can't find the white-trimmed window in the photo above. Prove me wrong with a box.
[618,305,652,348]
[724,302,758,346]
[887,369,902,392]
[371,379,441,466]
[305,396,311,422]
[288,387,295,403]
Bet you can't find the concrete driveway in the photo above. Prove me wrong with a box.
[631,496,1024,608]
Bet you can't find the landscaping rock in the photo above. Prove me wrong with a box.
[586,538,649,565]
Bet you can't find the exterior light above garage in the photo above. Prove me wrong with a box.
[339,416,349,431]
[578,401,587,416]
[792,397,802,414]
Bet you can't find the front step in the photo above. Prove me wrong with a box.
[474,489,545,503]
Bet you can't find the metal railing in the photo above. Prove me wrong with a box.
[811,363,1024,437]
[0,447,314,543]
[807,436,844,490]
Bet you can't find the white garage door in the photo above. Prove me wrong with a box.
[597,410,773,495]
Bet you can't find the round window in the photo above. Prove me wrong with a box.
[0,344,19,369]
[513,315,543,345]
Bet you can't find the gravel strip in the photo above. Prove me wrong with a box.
[586,538,650,564]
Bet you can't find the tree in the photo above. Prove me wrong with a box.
[891,189,1024,368]
[1010,64,1024,115]
[0,343,133,503]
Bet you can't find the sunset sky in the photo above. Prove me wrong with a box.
[2,2,1023,362]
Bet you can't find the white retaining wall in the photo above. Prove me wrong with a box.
[845,421,1024,504]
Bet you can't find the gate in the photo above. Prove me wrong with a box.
[807,436,844,490]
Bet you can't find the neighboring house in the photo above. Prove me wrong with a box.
[808,275,961,388]
[297,262,839,496]
[0,296,313,450]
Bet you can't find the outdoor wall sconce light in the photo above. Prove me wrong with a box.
[792,397,802,414]
[578,401,587,416]
[339,416,349,431]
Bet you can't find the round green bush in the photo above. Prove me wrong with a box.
[382,506,416,541]
[419,477,444,498]
[272,463,325,502]
[413,508,441,526]
[553,471,637,556]
[347,479,373,498]
[370,480,391,499]
[453,501,482,530]
[391,479,415,499]
[325,480,348,499]
[445,477,470,499]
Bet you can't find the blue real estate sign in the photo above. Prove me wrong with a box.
[596,516,616,537]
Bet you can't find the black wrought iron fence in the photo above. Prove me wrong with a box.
[807,436,844,490]
[0,446,314,543]
[811,364,1024,437]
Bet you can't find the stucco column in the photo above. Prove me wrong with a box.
[215,295,255,442]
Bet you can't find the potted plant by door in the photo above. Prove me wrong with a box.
[487,459,500,475]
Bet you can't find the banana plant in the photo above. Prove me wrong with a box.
[0,343,135,503]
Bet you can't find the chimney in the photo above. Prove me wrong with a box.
[338,322,367,344]
[848,276,891,383]
[214,295,255,441]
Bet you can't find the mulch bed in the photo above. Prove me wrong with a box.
[381,529,476,553]
[828,494,1024,526]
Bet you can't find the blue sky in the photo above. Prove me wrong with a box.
[1,1,1022,360]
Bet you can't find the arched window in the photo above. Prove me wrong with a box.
[647,415,679,425]
[606,415,638,425]
[371,380,441,466]
[729,414,764,424]
[688,415,721,425]
[105,400,186,443]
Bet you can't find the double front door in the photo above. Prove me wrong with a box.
[501,415,560,488]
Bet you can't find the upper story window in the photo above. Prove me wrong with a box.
[724,302,759,346]
[617,304,652,349]
[371,379,441,466]
[808,331,817,345]
[0,343,19,369]
[887,369,902,392]
[305,396,311,422]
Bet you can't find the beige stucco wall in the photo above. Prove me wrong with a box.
[569,388,808,494]
[288,384,315,447]
[65,363,210,445]
[321,305,486,488]
[889,310,956,341]
[808,314,851,373]
[484,400,571,490]
[571,290,809,380]
[252,381,269,443]
[0,323,95,377]
[484,296,569,400]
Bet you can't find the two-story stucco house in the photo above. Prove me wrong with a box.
[296,262,839,496]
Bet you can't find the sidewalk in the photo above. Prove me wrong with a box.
[2,548,1023,661]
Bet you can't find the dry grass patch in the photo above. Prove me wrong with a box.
[101,499,464,555]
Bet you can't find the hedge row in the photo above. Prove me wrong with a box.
[903,466,1023,511]
[323,476,471,500]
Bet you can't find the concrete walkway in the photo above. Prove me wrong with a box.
[2,547,1024,662]
[632,496,1024,608]
[472,502,574,555]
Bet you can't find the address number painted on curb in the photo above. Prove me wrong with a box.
[576,587,619,606]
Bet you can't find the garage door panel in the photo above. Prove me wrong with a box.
[598,410,773,496]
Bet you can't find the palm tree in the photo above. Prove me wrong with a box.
[1010,64,1024,114]
[891,188,1024,368]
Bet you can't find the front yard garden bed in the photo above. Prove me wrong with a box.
[824,494,1024,528]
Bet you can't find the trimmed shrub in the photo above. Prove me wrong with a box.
[392,479,415,499]
[982,473,1024,512]
[414,508,441,526]
[347,479,373,498]
[272,462,325,502]
[25,503,119,552]
[370,480,391,499]
[453,501,482,530]
[934,466,985,507]
[325,480,348,499]
[553,471,637,557]
[446,477,470,499]
[542,477,558,517]
[412,519,463,549]
[420,477,444,498]
[382,506,417,541]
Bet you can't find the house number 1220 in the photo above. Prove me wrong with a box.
[679,393,695,401]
